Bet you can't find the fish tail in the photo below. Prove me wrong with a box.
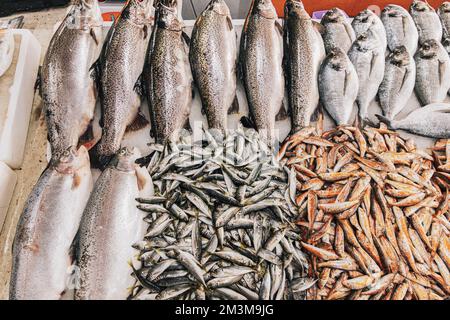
[89,143,113,170]
[375,114,395,129]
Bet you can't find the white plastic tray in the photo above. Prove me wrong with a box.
[0,161,17,231]
[0,29,41,169]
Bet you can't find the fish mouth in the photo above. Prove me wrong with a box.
[419,41,438,58]
[389,46,409,66]
[383,6,402,17]
[411,1,431,12]
[208,0,230,16]
[354,9,372,22]
[55,146,89,173]
[323,8,344,22]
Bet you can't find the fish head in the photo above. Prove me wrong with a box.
[253,0,278,19]
[207,0,231,16]
[442,37,450,54]
[388,45,410,66]
[322,7,346,24]
[439,2,450,13]
[418,39,440,59]
[353,9,375,25]
[54,146,90,174]
[411,0,434,13]
[326,47,347,71]
[382,5,405,18]
[156,0,182,31]
[124,0,154,24]
[354,29,378,52]
[111,146,142,172]
[284,0,309,20]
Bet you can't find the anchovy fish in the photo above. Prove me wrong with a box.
[378,46,416,120]
[414,39,450,105]
[93,0,153,165]
[10,146,93,299]
[381,4,419,54]
[75,147,153,299]
[283,0,325,132]
[319,47,359,126]
[189,0,237,132]
[240,0,285,147]
[377,103,450,138]
[348,29,385,123]
[320,7,355,54]
[41,0,102,156]
[410,0,442,44]
[352,9,387,52]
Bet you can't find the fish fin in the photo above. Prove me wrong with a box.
[343,21,355,42]
[240,116,256,129]
[134,74,145,97]
[182,31,191,46]
[126,111,149,133]
[275,21,283,36]
[344,70,350,97]
[398,68,410,95]
[439,59,446,86]
[143,24,149,40]
[369,52,377,78]
[226,16,233,31]
[78,122,96,151]
[310,105,320,122]
[376,114,394,128]
[228,95,240,115]
[276,102,289,121]
[191,82,196,100]
[89,28,100,46]
[89,147,112,170]
[34,66,42,96]
[312,21,324,35]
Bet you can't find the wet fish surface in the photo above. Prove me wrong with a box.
[41,0,103,156]
[319,47,358,126]
[410,0,442,44]
[378,46,416,120]
[438,2,450,39]
[189,0,237,132]
[10,147,93,300]
[352,9,387,52]
[381,4,418,54]
[284,0,325,132]
[75,147,153,299]
[240,0,285,147]
[320,7,355,54]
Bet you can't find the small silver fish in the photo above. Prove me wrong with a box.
[410,0,442,44]
[381,4,418,54]
[320,7,355,54]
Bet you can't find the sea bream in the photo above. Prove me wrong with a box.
[377,103,450,138]
[92,0,153,166]
[318,47,359,126]
[41,0,102,156]
[414,39,450,105]
[240,0,285,147]
[320,7,355,54]
[10,146,93,300]
[378,46,416,120]
[189,0,238,133]
[283,0,325,132]
[352,9,387,52]
[381,4,419,54]
[75,147,153,300]
[145,0,192,144]
[410,0,442,44]
[438,2,450,39]
[348,29,385,123]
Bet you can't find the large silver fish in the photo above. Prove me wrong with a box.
[145,0,192,144]
[352,9,387,52]
[320,7,355,54]
[410,0,442,44]
[318,47,359,126]
[75,147,153,300]
[377,103,450,138]
[415,39,450,105]
[378,46,416,120]
[240,0,285,146]
[41,0,102,156]
[189,0,237,133]
[10,146,92,300]
[381,4,418,54]
[348,29,385,123]
[438,2,450,39]
[284,0,325,132]
[93,0,153,165]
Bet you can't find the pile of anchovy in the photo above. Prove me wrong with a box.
[278,119,450,300]
[130,128,313,300]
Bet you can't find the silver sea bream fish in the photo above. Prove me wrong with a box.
[41,0,102,156]
[377,103,450,138]
[410,0,442,44]
[352,9,387,52]
[438,2,450,39]
[381,4,418,54]
[93,0,153,165]
[75,147,153,300]
[284,0,325,132]
[320,7,355,54]
[189,0,238,132]
[319,47,359,126]
[10,147,93,300]
[145,0,192,144]
[240,0,285,147]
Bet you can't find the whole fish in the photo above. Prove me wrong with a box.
[93,0,152,165]
[377,103,450,138]
[378,46,416,120]
[75,147,153,300]
[189,0,238,132]
[145,0,192,144]
[10,146,92,300]
[0,29,14,77]
[414,39,450,105]
[320,7,355,54]
[410,0,442,44]
[352,9,387,52]
[284,0,325,132]
[318,47,359,126]
[438,2,450,39]
[381,4,419,54]
[41,0,102,156]
[240,0,285,146]
[348,29,385,123]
